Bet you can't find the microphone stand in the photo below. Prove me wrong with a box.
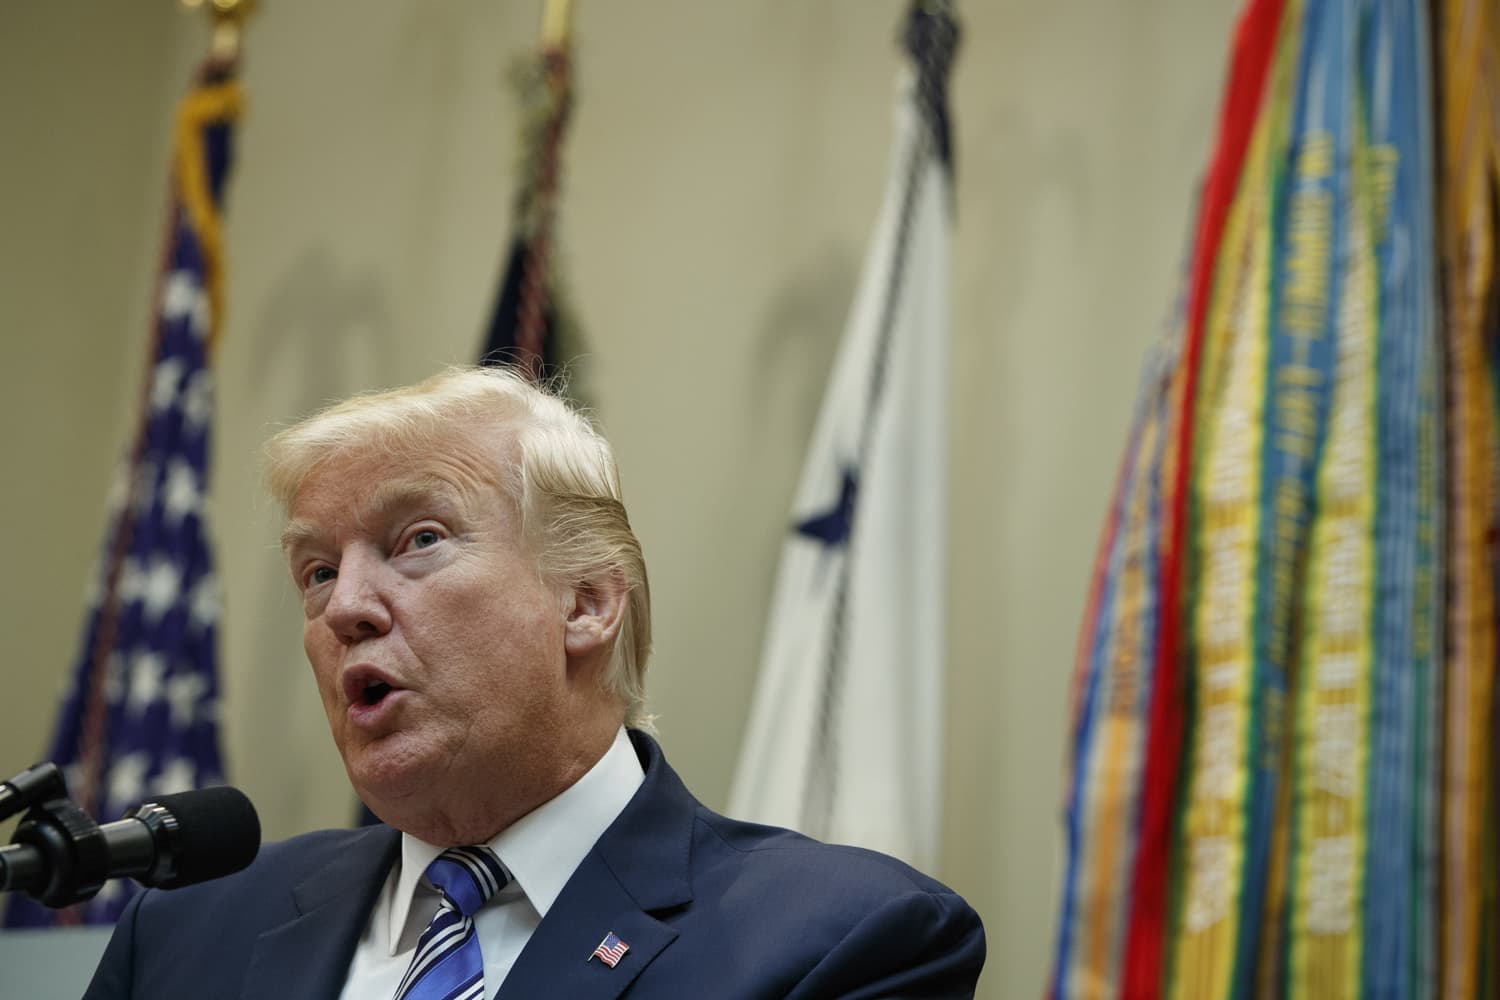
[0,763,109,907]
[0,762,67,822]
[3,799,109,907]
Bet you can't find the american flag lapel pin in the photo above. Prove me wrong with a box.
[589,931,630,968]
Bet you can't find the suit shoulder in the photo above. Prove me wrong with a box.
[136,824,395,918]
[254,826,391,873]
[665,808,984,996]
[692,806,967,900]
[196,826,384,889]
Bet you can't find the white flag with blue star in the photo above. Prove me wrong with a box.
[729,2,958,872]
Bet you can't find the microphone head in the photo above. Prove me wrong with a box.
[138,786,261,889]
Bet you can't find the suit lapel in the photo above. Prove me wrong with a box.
[239,826,400,1000]
[497,853,678,1000]
[234,735,697,999]
[498,732,698,1000]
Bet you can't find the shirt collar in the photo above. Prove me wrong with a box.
[386,727,645,954]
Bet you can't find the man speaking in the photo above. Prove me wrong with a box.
[85,366,984,998]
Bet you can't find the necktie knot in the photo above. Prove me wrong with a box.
[424,846,509,918]
[394,846,509,1000]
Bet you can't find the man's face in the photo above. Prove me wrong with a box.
[283,424,576,826]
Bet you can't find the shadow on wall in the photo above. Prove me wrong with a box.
[746,243,859,582]
[239,244,398,831]
[751,244,858,439]
[248,245,397,395]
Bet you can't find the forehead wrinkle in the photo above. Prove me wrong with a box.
[281,467,489,554]
[280,427,518,554]
[363,475,467,520]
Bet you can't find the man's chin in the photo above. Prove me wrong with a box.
[345,740,441,811]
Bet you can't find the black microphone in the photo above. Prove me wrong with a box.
[0,786,260,907]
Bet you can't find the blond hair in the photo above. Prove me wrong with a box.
[264,366,653,730]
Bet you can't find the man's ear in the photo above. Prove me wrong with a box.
[563,568,628,660]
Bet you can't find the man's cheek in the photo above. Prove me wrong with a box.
[303,642,339,705]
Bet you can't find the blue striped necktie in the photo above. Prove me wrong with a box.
[394,846,510,1000]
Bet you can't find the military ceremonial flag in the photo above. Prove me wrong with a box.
[727,1,958,871]
[478,0,581,386]
[4,61,241,928]
[1052,0,1500,996]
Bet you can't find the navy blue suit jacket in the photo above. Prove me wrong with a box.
[84,732,984,998]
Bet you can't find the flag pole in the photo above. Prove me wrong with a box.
[179,0,258,63]
[540,0,574,49]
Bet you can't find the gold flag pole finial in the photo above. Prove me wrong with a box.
[180,0,258,62]
[540,0,573,49]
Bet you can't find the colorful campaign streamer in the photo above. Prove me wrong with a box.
[1435,1,1500,996]
[1357,1,1441,995]
[1116,4,1291,996]
[1054,276,1179,999]
[1051,0,1500,996]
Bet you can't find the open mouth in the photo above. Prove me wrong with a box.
[344,668,400,711]
[362,681,393,706]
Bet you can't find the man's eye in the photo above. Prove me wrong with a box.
[411,529,442,550]
[308,566,336,586]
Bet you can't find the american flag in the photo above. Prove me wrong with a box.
[589,931,630,969]
[3,65,242,928]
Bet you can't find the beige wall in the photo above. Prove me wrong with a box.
[0,2,1236,995]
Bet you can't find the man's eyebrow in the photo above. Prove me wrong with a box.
[365,477,465,518]
[280,519,321,554]
[280,477,465,554]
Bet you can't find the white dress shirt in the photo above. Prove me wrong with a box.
[337,728,645,1000]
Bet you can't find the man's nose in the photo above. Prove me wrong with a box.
[323,550,393,642]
